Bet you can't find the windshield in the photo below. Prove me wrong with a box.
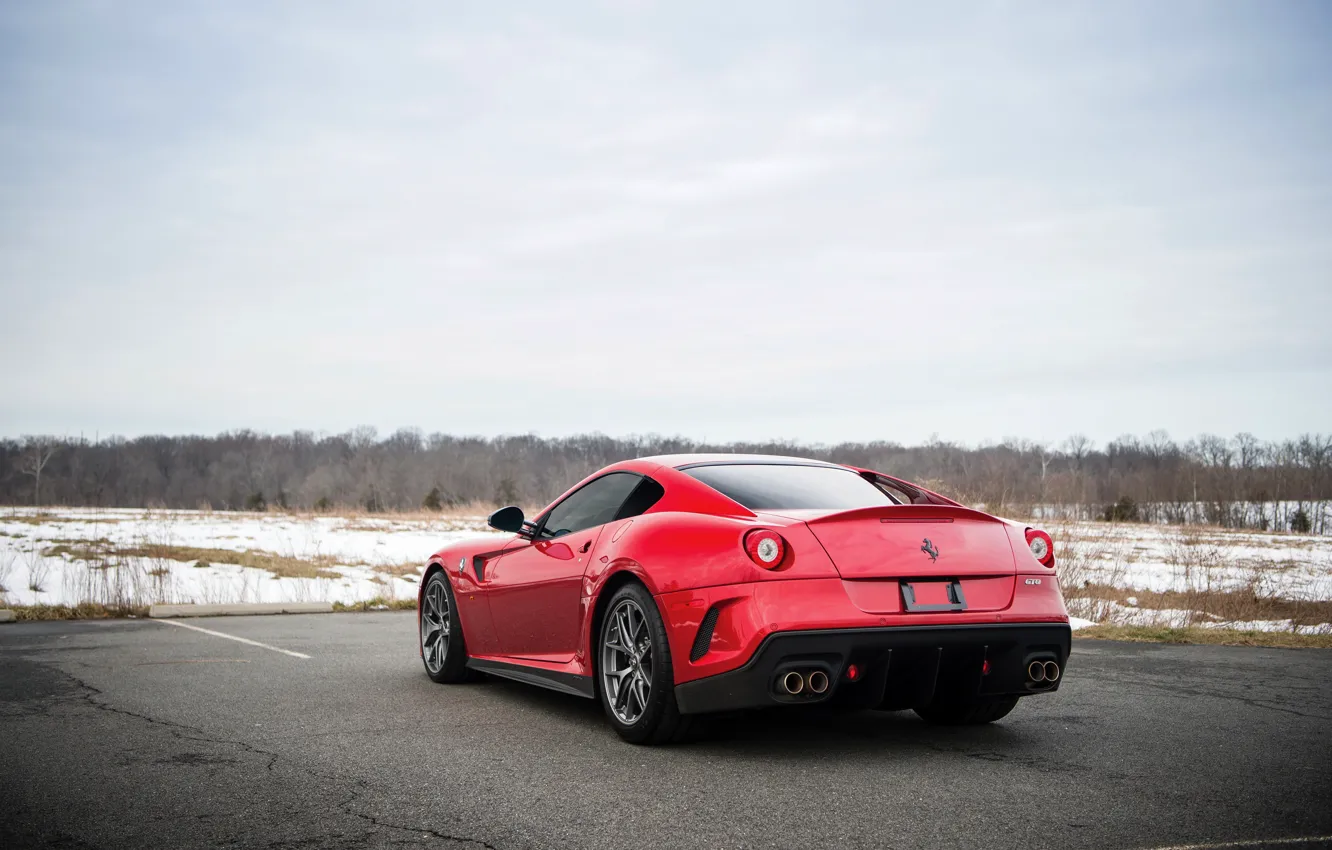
[682,463,899,510]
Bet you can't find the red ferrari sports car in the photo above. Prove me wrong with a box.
[417,455,1070,744]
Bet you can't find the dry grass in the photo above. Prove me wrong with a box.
[1051,520,1331,631]
[340,507,493,521]
[332,596,416,612]
[7,602,150,621]
[4,504,494,523]
[1,512,64,526]
[1072,583,1332,627]
[44,540,343,580]
[1049,522,1131,623]
[1075,624,1332,648]
[41,540,115,560]
[3,601,421,620]
[383,561,426,578]
[283,504,498,522]
[1049,518,1322,550]
[0,549,14,598]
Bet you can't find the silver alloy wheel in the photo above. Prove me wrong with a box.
[421,578,450,673]
[601,598,653,725]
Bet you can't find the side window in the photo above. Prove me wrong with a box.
[615,476,664,520]
[539,473,642,538]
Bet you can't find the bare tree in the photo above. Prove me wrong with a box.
[1060,434,1093,519]
[18,438,58,506]
[1036,442,1056,506]
[0,430,1329,529]
[1061,434,1092,472]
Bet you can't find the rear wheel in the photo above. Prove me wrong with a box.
[597,583,691,745]
[914,694,1019,725]
[420,571,475,683]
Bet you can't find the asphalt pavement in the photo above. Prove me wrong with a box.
[2,612,1329,850]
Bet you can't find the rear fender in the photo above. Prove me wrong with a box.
[573,513,840,679]
[588,511,840,597]
[575,561,657,680]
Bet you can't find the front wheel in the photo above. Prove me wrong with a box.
[597,583,691,745]
[420,571,475,683]
[914,694,1020,725]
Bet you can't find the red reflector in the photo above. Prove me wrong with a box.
[846,664,860,681]
[982,659,991,675]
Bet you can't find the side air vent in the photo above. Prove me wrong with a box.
[689,606,721,662]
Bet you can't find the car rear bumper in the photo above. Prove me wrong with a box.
[673,622,1072,715]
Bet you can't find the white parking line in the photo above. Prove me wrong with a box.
[1141,836,1332,850]
[156,619,311,659]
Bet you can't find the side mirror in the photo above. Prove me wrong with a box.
[487,505,526,534]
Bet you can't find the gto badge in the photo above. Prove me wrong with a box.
[920,538,939,562]
[459,557,466,575]
[1025,578,1042,585]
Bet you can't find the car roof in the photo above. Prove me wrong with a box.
[636,453,845,470]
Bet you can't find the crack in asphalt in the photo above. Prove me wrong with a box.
[56,669,505,848]
[342,805,502,849]
[1083,666,1332,721]
[69,672,284,772]
[328,779,503,849]
[1134,681,1329,721]
[919,739,1138,783]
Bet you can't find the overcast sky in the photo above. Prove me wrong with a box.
[2,1,1329,448]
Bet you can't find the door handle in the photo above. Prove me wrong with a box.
[579,540,592,554]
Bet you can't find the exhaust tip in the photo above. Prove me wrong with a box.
[780,671,805,695]
[807,670,829,694]
[1043,661,1061,682]
[1027,660,1047,683]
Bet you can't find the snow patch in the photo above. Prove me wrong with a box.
[0,508,504,608]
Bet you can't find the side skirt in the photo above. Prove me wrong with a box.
[466,658,596,699]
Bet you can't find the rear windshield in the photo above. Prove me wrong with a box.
[682,464,898,510]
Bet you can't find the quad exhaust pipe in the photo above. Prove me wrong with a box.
[807,670,829,694]
[780,671,805,695]
[1028,660,1061,684]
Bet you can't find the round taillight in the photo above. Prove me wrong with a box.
[1029,535,1049,561]
[744,529,786,569]
[1025,528,1055,567]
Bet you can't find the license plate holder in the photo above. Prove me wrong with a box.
[901,579,968,612]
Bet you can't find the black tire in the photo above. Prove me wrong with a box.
[420,571,477,684]
[914,694,1020,725]
[596,582,692,745]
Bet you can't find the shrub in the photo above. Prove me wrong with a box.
[314,497,332,512]
[245,491,267,512]
[422,487,443,511]
[1102,496,1139,523]
[1290,509,1312,534]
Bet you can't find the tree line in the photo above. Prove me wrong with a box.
[2,429,1329,533]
